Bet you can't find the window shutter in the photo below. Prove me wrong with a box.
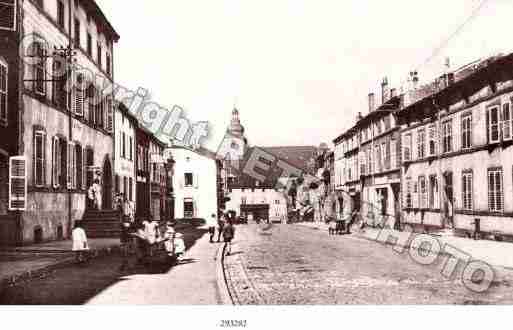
[486,109,490,144]
[503,103,511,141]
[52,137,60,188]
[67,142,73,189]
[9,156,27,211]
[0,0,16,31]
[74,73,84,116]
[34,131,45,187]
[106,97,113,132]
[82,146,86,190]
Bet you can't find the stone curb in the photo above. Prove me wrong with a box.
[215,242,234,305]
[0,244,122,291]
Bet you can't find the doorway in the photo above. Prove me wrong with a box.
[102,157,113,210]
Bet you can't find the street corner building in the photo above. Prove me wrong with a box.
[0,0,120,246]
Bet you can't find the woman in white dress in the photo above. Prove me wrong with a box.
[72,222,89,264]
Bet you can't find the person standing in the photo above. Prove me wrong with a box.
[223,220,235,256]
[72,222,89,264]
[208,213,217,243]
[88,179,102,210]
[217,212,226,243]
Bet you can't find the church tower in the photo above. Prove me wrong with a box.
[228,108,245,138]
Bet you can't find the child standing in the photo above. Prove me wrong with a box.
[72,222,89,264]
[223,220,235,256]
[174,232,186,261]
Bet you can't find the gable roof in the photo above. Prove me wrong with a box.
[259,146,317,173]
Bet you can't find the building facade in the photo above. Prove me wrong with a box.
[114,103,136,214]
[397,53,513,238]
[333,81,402,226]
[171,146,218,221]
[0,0,119,245]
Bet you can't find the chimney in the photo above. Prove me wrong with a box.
[368,93,375,113]
[381,77,389,104]
[390,88,397,99]
[356,112,363,122]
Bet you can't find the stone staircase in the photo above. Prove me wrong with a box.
[80,209,121,238]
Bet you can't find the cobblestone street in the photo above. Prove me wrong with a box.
[224,224,513,305]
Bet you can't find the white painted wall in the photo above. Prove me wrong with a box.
[171,148,218,222]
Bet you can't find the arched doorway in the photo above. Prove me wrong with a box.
[102,157,113,210]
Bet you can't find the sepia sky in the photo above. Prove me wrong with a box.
[96,0,513,150]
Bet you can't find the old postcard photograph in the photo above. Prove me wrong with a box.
[1,0,512,328]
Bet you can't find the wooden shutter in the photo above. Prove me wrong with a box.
[9,156,27,211]
[67,142,74,189]
[106,97,113,132]
[52,137,60,188]
[0,0,16,31]
[34,131,46,187]
[73,73,84,116]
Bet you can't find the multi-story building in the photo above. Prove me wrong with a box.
[149,135,166,221]
[114,103,137,214]
[333,79,402,226]
[0,0,119,245]
[397,53,513,238]
[171,146,219,221]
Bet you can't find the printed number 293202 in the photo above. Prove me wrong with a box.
[219,320,247,328]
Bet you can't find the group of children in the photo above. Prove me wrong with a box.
[71,218,187,268]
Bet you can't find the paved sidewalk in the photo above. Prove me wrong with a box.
[295,222,513,270]
[0,238,120,290]
[85,232,224,305]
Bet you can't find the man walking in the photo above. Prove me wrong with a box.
[223,219,235,256]
[217,212,226,243]
[208,213,217,243]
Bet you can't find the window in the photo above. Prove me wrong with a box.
[462,171,473,211]
[0,59,7,123]
[57,1,65,29]
[74,18,80,48]
[417,129,425,159]
[52,137,61,188]
[122,132,126,158]
[442,120,452,153]
[405,178,412,209]
[403,133,412,162]
[375,145,381,173]
[241,197,247,205]
[384,115,391,131]
[52,55,68,109]
[106,54,111,76]
[67,142,76,189]
[73,73,84,116]
[129,178,133,201]
[87,33,92,57]
[488,106,500,143]
[488,168,503,212]
[129,137,133,161]
[184,199,194,218]
[428,175,438,209]
[97,43,102,68]
[184,173,193,187]
[123,176,127,198]
[503,102,512,141]
[75,145,82,189]
[428,124,437,156]
[367,149,372,174]
[461,114,472,149]
[34,131,46,187]
[30,41,47,95]
[0,155,8,215]
[419,176,427,209]
[0,0,16,31]
[385,140,391,170]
